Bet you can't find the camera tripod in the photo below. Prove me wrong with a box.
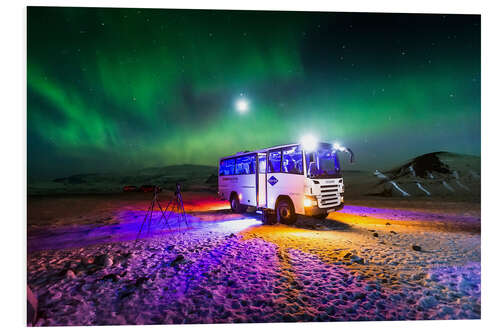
[135,183,189,243]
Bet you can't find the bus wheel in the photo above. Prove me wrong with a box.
[276,198,297,225]
[230,194,247,213]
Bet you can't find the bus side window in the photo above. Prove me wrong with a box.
[283,146,303,175]
[220,158,235,176]
[268,150,282,173]
[235,157,244,175]
[249,155,256,174]
[235,155,256,175]
[259,156,266,173]
[305,153,317,177]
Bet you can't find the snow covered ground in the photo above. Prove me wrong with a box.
[27,192,480,325]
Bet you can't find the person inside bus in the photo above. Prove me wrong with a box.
[284,155,299,174]
[269,152,281,173]
[249,160,255,174]
[294,158,303,174]
[283,156,290,173]
[308,161,319,177]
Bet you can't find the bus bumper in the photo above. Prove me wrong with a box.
[304,203,344,216]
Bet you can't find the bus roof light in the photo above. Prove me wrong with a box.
[334,142,347,152]
[300,135,318,152]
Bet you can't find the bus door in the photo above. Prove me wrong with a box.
[257,153,267,208]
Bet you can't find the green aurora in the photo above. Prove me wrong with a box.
[27,7,480,178]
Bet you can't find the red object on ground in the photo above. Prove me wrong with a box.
[123,185,138,192]
[139,185,156,192]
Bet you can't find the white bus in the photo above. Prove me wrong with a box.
[218,139,353,224]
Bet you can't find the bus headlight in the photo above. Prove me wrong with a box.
[304,195,317,207]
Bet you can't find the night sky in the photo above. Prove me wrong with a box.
[27,7,480,178]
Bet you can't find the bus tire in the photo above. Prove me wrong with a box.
[276,198,297,225]
[230,193,247,213]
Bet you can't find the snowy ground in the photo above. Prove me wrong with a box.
[27,192,480,325]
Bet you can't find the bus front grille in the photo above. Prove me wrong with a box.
[317,182,342,208]
[318,192,340,208]
[320,185,339,189]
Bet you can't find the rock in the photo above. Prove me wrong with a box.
[353,292,367,300]
[66,269,76,279]
[412,245,422,251]
[122,252,134,259]
[104,257,113,267]
[94,254,111,266]
[350,255,365,264]
[418,296,438,309]
[80,257,90,265]
[57,268,69,277]
[27,286,38,326]
[169,255,185,267]
[101,273,119,282]
[135,276,149,287]
[373,233,379,237]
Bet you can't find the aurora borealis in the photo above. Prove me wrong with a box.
[27,7,480,178]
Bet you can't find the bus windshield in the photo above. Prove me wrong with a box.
[305,143,341,179]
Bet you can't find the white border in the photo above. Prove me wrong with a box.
[2,1,499,332]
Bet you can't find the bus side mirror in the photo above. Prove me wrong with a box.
[346,148,354,164]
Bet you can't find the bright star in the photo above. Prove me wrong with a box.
[235,98,249,113]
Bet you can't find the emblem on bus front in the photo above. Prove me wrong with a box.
[268,176,278,186]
